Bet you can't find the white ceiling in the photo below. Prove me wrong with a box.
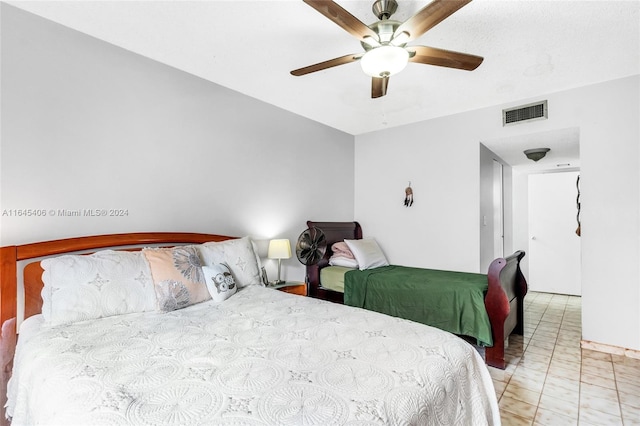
[6,0,640,170]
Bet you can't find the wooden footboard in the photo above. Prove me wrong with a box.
[484,250,527,369]
[305,221,528,370]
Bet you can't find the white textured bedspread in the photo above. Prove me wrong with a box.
[7,286,499,425]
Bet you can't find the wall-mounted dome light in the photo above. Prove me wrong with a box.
[524,148,550,162]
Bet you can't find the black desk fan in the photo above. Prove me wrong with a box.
[295,227,327,284]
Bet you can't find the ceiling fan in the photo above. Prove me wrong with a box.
[291,0,483,98]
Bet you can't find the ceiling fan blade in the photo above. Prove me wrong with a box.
[303,0,379,41]
[408,45,483,70]
[291,53,361,76]
[394,0,472,42]
[372,76,389,98]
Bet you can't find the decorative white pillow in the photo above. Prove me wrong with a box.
[329,256,359,269]
[202,264,237,303]
[344,238,389,270]
[198,237,262,288]
[251,239,263,272]
[41,250,156,326]
[143,246,211,312]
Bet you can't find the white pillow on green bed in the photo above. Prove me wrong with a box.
[344,238,389,270]
[329,255,359,269]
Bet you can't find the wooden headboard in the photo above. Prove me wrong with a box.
[305,221,361,302]
[0,231,239,424]
[0,232,238,328]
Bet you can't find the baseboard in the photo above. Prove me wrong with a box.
[581,340,640,360]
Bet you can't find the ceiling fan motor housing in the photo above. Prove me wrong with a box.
[372,0,398,20]
[361,20,403,50]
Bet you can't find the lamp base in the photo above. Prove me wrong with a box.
[269,280,285,287]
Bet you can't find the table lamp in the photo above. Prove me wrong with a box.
[268,239,291,285]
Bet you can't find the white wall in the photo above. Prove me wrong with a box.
[0,5,355,282]
[355,75,640,352]
[578,77,639,351]
[354,112,484,272]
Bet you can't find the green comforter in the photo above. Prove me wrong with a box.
[344,265,493,346]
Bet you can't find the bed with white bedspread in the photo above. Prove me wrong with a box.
[1,232,499,426]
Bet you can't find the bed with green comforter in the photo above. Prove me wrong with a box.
[343,265,493,346]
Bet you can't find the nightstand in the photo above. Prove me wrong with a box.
[269,282,307,296]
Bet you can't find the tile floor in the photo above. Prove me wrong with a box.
[488,291,640,425]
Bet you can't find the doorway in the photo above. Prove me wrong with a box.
[480,126,581,285]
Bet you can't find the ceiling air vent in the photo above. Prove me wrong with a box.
[503,100,547,126]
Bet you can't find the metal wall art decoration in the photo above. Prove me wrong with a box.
[575,175,581,236]
[404,182,414,207]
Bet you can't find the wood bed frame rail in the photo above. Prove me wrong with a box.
[304,220,527,370]
[0,232,237,426]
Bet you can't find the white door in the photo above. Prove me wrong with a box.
[493,160,504,259]
[528,172,581,295]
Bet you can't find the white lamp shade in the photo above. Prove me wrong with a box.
[268,239,292,260]
[360,45,409,78]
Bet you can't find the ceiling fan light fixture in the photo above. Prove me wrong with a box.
[293,0,482,98]
[360,45,409,77]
